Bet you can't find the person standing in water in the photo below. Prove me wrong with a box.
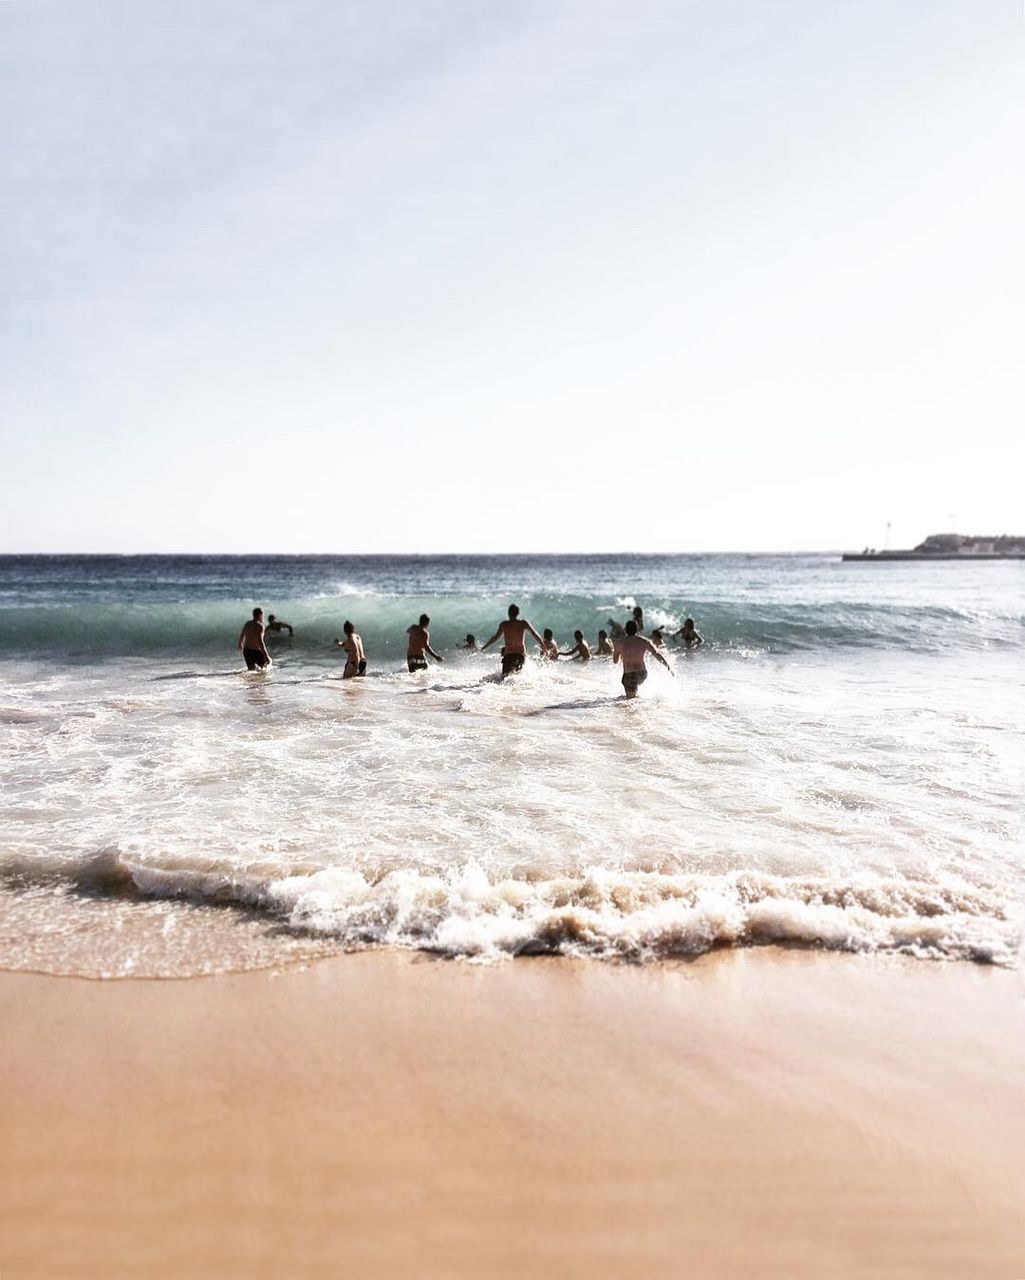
[540,628,559,661]
[676,618,703,648]
[612,619,671,698]
[405,614,444,672]
[335,620,366,678]
[238,608,272,670]
[461,634,478,651]
[481,604,545,677]
[266,614,294,637]
[595,629,614,656]
[631,605,645,634]
[560,630,592,661]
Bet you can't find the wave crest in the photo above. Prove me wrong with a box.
[3,850,1016,967]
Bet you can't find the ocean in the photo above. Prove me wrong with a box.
[0,553,1021,977]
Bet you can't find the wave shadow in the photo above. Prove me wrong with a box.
[524,695,621,715]
[152,670,250,682]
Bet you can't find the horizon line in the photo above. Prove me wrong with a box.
[0,548,848,559]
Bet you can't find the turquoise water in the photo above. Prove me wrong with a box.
[1,553,1022,656]
[0,554,1022,976]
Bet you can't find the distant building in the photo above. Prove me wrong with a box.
[914,534,1025,556]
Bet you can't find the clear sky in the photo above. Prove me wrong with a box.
[2,1,1022,553]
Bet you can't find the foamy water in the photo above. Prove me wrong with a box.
[0,554,1022,976]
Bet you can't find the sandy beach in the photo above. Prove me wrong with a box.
[2,949,1024,1278]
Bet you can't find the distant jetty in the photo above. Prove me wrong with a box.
[843,534,1025,562]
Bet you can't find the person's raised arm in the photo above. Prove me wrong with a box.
[481,628,503,651]
[644,638,671,672]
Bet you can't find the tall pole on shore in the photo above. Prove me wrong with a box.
[884,521,892,551]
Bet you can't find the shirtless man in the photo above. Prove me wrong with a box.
[612,619,671,698]
[266,614,294,637]
[461,634,478,651]
[406,614,444,672]
[540,629,559,661]
[481,604,545,677]
[560,630,592,661]
[677,617,704,648]
[335,620,366,678]
[595,629,614,656]
[238,608,272,670]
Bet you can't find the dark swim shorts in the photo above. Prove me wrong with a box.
[622,668,647,694]
[501,652,526,676]
[358,659,367,676]
[407,656,428,673]
[243,647,269,671]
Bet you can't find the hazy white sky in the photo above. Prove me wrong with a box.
[2,0,1022,553]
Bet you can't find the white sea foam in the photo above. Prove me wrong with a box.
[1,849,1017,968]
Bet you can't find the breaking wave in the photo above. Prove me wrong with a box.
[2,848,1017,968]
[2,552,1022,658]
[2,595,1021,659]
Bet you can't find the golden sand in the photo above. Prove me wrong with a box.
[2,949,1024,1278]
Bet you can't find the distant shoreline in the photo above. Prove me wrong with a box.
[846,533,1025,562]
[842,552,1025,562]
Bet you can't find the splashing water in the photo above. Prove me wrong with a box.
[0,553,1021,976]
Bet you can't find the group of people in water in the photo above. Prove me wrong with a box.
[238,603,703,698]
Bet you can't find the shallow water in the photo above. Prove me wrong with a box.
[0,554,1022,976]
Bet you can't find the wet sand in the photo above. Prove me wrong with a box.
[2,949,1024,1278]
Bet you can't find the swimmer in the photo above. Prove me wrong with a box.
[406,614,444,672]
[237,608,272,670]
[650,628,665,649]
[541,628,559,661]
[559,630,592,661]
[266,614,294,637]
[612,619,671,698]
[677,617,704,648]
[335,620,366,678]
[595,629,614,656]
[481,604,545,677]
[461,634,479,651]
